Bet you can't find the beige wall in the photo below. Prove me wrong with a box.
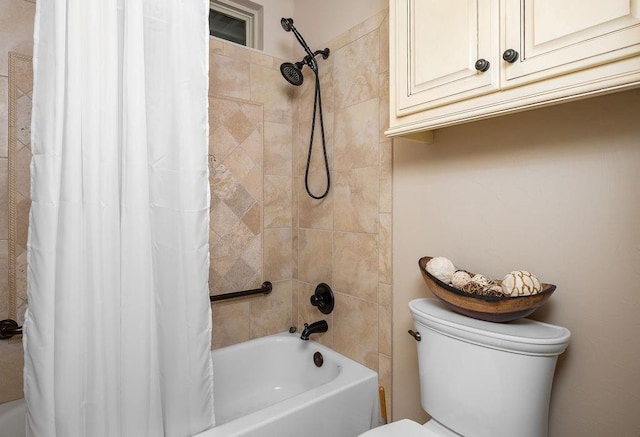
[293,0,387,52]
[214,0,388,62]
[222,0,388,65]
[248,0,295,60]
[392,89,640,436]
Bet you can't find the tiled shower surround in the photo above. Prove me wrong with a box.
[0,7,392,412]
[209,10,392,412]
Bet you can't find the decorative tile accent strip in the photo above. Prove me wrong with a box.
[8,52,33,334]
[208,95,264,296]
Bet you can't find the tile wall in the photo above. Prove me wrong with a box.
[207,9,393,412]
[0,6,393,413]
[208,38,296,348]
[291,10,393,415]
[0,0,36,404]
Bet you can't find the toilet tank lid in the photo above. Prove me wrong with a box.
[409,298,571,356]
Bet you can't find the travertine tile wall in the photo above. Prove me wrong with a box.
[7,53,31,329]
[0,6,393,412]
[0,0,36,404]
[292,10,393,415]
[208,39,296,348]
[207,10,393,411]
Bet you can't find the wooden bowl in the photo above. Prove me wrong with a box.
[418,257,556,323]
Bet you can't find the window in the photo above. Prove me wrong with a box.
[209,0,263,50]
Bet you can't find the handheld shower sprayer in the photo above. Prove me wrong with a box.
[280,18,314,60]
[279,17,331,200]
[280,17,293,32]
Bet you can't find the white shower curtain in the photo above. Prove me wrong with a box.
[24,1,214,436]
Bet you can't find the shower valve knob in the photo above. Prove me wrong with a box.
[474,58,490,72]
[310,283,334,315]
[502,49,519,63]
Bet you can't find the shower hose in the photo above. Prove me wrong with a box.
[304,69,330,200]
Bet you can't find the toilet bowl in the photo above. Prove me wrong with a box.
[361,298,570,437]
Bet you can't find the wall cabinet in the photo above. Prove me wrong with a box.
[388,0,640,136]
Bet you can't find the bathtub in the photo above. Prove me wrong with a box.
[0,398,25,436]
[0,332,380,437]
[198,331,380,437]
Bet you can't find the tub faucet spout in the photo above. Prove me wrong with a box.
[300,320,328,340]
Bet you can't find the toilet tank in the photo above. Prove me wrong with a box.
[409,299,570,437]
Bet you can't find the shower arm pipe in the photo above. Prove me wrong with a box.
[210,281,273,303]
[303,49,331,65]
[291,49,330,76]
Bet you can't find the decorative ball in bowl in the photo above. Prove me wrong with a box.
[418,256,556,323]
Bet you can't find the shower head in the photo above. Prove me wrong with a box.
[281,17,294,32]
[280,61,305,86]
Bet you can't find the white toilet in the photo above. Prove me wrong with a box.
[362,298,570,437]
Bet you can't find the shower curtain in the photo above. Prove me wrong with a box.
[23,1,214,436]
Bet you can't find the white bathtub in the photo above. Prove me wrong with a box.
[0,332,380,437]
[0,397,25,436]
[199,331,380,437]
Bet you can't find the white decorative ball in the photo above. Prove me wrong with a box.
[451,270,472,289]
[488,285,503,295]
[501,271,542,297]
[426,257,456,283]
[470,274,491,287]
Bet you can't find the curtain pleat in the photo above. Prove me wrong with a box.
[24,1,213,436]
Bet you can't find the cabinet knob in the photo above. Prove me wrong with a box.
[502,49,519,63]
[474,58,490,72]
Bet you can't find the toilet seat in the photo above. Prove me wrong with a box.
[359,420,428,437]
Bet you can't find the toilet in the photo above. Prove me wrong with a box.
[362,298,571,437]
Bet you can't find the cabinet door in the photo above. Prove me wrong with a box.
[395,0,499,116]
[503,0,640,86]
